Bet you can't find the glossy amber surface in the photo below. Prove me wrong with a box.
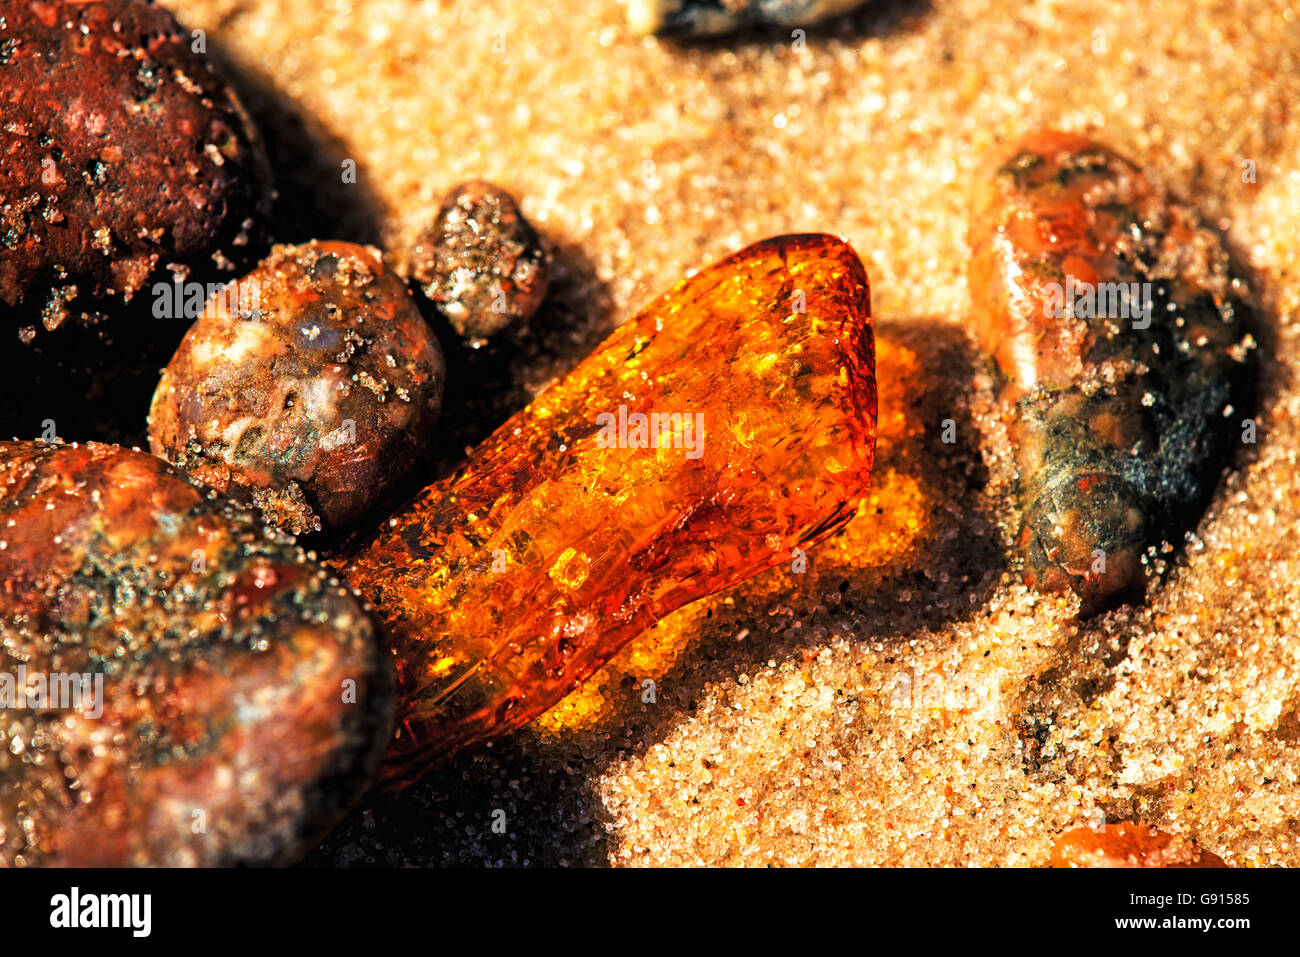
[341,233,877,787]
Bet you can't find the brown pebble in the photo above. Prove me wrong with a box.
[148,241,446,536]
[1050,823,1228,868]
[410,180,550,343]
[0,441,394,866]
[0,0,271,334]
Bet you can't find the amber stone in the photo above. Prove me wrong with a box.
[339,233,877,787]
[969,130,1256,612]
[149,242,445,536]
[1051,824,1228,868]
[0,442,393,866]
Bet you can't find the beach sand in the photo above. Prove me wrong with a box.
[167,0,1300,866]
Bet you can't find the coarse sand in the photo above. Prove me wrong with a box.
[167,0,1300,866]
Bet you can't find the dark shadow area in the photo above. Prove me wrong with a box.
[301,737,611,867]
[0,307,183,449]
[307,316,1005,866]
[1206,230,1284,480]
[204,35,387,248]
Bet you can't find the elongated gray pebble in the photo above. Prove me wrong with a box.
[627,0,868,37]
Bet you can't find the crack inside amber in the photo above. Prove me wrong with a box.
[340,233,877,788]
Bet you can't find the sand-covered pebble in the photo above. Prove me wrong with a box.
[968,130,1258,612]
[0,441,393,866]
[410,180,549,343]
[149,241,445,536]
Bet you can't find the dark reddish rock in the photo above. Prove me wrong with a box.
[0,0,271,335]
[0,441,393,867]
[410,180,549,343]
[149,241,445,536]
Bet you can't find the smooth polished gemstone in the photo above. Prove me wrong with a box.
[340,233,877,787]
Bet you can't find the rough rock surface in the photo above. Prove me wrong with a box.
[0,441,393,866]
[0,0,271,334]
[150,241,445,536]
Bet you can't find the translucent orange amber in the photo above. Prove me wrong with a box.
[340,233,877,787]
[1050,823,1227,868]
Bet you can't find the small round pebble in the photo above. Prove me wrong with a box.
[149,241,445,536]
[410,180,550,343]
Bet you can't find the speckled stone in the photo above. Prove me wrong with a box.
[149,241,445,536]
[0,0,271,335]
[410,181,550,344]
[0,441,394,867]
[968,130,1258,612]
